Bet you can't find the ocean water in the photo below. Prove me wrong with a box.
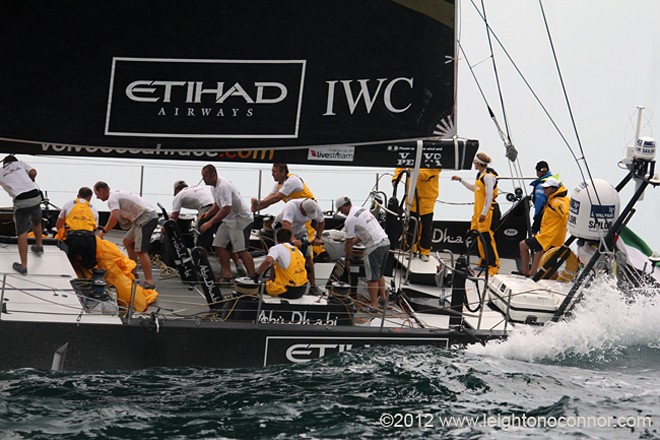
[0,278,657,439]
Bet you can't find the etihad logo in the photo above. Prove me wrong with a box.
[105,58,306,139]
[286,344,354,363]
[125,81,288,105]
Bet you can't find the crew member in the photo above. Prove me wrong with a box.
[519,177,569,277]
[451,152,500,275]
[171,180,217,248]
[199,164,256,281]
[392,167,440,261]
[251,163,325,259]
[529,160,554,234]
[254,228,308,299]
[94,181,159,290]
[0,155,44,275]
[335,196,390,311]
[275,198,325,294]
[56,186,99,273]
[251,163,315,211]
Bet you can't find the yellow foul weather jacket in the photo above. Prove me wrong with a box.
[266,243,309,295]
[536,185,569,250]
[392,168,440,215]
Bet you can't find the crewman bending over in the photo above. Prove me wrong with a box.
[254,228,308,299]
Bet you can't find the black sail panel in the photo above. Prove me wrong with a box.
[0,0,473,167]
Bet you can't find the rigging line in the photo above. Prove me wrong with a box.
[537,0,592,186]
[465,0,581,170]
[458,40,526,194]
[462,1,525,193]
[479,0,513,144]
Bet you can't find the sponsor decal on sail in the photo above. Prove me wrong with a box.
[308,146,355,162]
[105,58,306,138]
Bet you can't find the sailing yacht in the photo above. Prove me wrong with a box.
[0,1,656,371]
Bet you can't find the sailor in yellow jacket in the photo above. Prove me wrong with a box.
[251,164,315,211]
[519,177,570,277]
[55,186,99,274]
[451,152,501,275]
[392,167,440,261]
[251,163,325,259]
[254,227,309,299]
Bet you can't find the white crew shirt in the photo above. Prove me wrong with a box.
[271,174,304,197]
[0,161,37,198]
[172,186,214,213]
[266,242,300,269]
[344,205,388,251]
[106,189,156,223]
[277,198,324,237]
[210,175,253,226]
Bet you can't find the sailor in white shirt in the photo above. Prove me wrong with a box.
[335,196,390,310]
[94,181,159,289]
[171,180,217,248]
[0,155,44,275]
[199,164,255,281]
[275,198,325,294]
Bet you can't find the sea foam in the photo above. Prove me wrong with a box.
[468,274,660,363]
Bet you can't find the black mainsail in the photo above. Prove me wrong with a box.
[0,0,475,167]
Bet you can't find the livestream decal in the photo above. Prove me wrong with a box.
[307,146,355,162]
[1,1,459,163]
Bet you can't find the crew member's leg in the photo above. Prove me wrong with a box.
[418,212,433,260]
[135,217,158,286]
[212,224,233,280]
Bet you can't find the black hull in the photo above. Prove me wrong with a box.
[0,319,504,371]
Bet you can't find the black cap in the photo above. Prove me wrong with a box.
[535,161,549,172]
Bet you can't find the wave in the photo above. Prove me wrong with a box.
[469,274,660,370]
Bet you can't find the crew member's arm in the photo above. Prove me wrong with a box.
[28,168,37,182]
[252,192,285,212]
[281,220,303,248]
[451,175,475,191]
[392,168,407,185]
[200,205,230,233]
[480,174,496,222]
[198,203,218,222]
[254,255,275,279]
[344,236,358,267]
[99,209,120,238]
[170,211,180,221]
[312,220,325,246]
[55,213,65,231]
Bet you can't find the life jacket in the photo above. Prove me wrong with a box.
[64,199,96,237]
[278,173,315,202]
[266,243,308,295]
[473,167,499,220]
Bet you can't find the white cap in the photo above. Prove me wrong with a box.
[301,199,322,218]
[335,196,351,210]
[173,180,188,195]
[541,177,561,188]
